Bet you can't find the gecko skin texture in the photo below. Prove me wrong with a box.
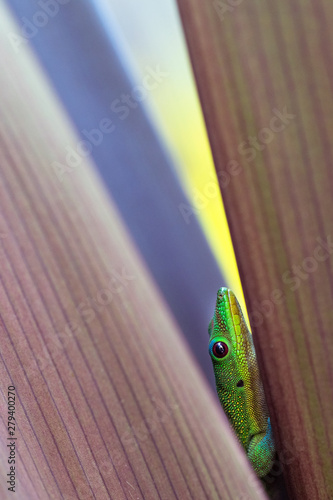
[208,287,275,477]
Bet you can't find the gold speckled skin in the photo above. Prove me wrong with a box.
[208,288,275,477]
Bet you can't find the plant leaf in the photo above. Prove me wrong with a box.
[175,0,333,497]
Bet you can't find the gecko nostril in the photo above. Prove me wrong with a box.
[237,380,244,388]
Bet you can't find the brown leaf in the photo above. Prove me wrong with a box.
[176,0,333,498]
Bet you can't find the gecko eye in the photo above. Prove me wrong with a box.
[212,341,228,358]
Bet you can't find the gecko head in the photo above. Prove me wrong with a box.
[208,288,268,452]
[208,287,245,350]
[208,287,254,392]
[208,288,254,449]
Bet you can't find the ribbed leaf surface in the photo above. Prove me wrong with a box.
[175,0,333,498]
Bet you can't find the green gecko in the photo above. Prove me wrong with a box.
[208,287,275,477]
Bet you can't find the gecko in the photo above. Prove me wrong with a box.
[208,287,275,477]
